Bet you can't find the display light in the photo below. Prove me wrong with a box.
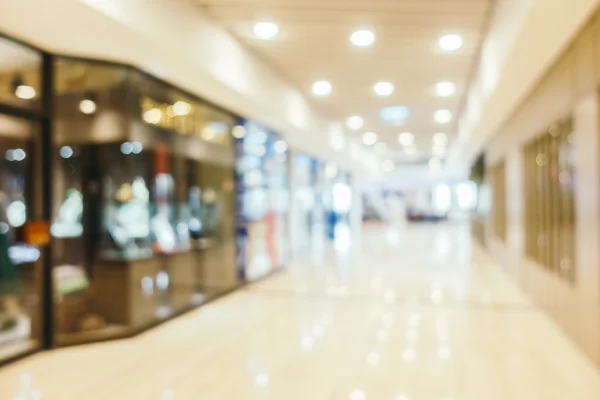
[172,101,191,116]
[11,74,36,100]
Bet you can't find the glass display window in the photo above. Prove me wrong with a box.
[134,72,235,147]
[151,145,177,254]
[47,56,239,347]
[235,121,289,281]
[0,37,42,110]
[0,113,42,362]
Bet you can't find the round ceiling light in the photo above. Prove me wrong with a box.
[312,80,332,97]
[373,82,395,97]
[253,21,279,40]
[398,132,414,146]
[434,109,453,124]
[433,132,448,145]
[346,116,364,130]
[439,34,464,52]
[350,30,375,47]
[362,131,378,146]
[436,81,456,97]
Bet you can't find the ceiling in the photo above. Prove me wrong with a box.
[196,0,493,164]
[0,36,40,72]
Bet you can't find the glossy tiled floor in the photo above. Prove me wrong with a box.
[3,223,600,400]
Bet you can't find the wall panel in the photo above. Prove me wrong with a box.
[484,15,600,365]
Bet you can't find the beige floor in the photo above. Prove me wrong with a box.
[2,223,600,400]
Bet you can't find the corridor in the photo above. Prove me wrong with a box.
[2,224,600,400]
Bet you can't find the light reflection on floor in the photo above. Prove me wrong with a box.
[1,223,600,399]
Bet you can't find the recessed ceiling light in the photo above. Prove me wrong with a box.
[253,21,279,40]
[380,106,410,125]
[434,109,452,124]
[350,29,375,47]
[398,132,414,146]
[433,132,448,145]
[362,131,378,145]
[373,82,395,97]
[439,34,464,51]
[374,142,387,154]
[346,116,364,130]
[312,80,332,97]
[436,82,456,97]
[381,159,395,172]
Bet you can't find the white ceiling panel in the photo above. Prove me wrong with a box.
[197,0,493,163]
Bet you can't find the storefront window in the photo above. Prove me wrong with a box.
[235,122,289,281]
[52,58,238,345]
[0,37,42,110]
[0,113,42,361]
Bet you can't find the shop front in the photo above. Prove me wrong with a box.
[0,36,46,364]
[0,33,294,361]
[234,121,289,282]
[50,57,239,345]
